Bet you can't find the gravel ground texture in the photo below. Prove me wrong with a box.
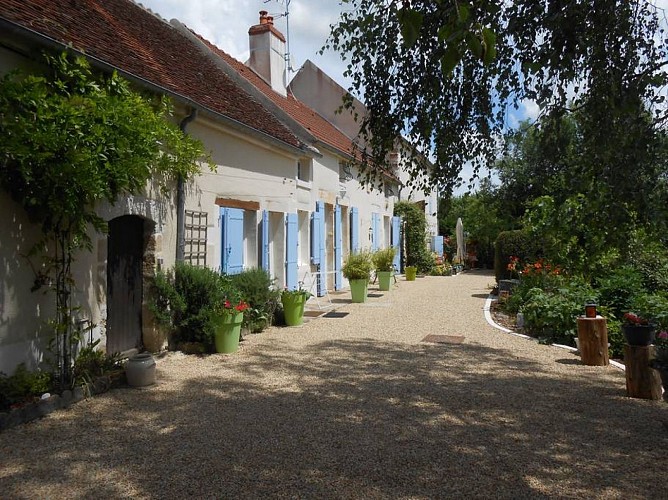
[1,270,667,499]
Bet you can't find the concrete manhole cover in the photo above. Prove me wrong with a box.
[421,335,465,344]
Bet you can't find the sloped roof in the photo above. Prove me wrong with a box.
[188,30,357,159]
[0,0,303,151]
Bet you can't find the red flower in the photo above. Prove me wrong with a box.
[623,312,648,325]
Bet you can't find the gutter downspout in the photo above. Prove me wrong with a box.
[176,108,198,262]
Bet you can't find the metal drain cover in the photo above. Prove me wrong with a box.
[303,311,325,318]
[323,311,349,318]
[421,335,465,344]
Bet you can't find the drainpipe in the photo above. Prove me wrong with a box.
[176,108,198,262]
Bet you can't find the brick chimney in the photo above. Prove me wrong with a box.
[248,10,287,96]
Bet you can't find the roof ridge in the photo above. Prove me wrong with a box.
[132,1,171,25]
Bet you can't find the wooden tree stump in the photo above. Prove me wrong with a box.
[576,317,609,366]
[624,344,662,400]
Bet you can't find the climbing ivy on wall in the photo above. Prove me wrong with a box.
[0,51,207,387]
[394,201,433,273]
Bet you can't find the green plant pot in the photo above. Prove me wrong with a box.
[405,267,417,281]
[213,312,243,353]
[350,279,369,303]
[282,294,307,326]
[377,271,392,291]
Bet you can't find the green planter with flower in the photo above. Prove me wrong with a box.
[372,247,397,291]
[342,251,373,303]
[212,299,249,353]
[281,287,311,326]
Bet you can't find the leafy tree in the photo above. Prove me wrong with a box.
[0,52,206,387]
[439,179,513,268]
[327,1,668,195]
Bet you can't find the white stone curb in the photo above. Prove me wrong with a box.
[484,295,625,372]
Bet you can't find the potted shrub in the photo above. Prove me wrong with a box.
[281,285,312,326]
[372,247,397,291]
[342,251,374,303]
[405,266,417,281]
[211,294,249,354]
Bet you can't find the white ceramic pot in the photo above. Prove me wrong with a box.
[125,352,156,387]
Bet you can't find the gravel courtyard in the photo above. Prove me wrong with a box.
[1,271,667,499]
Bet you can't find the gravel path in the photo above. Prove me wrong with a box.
[1,271,667,499]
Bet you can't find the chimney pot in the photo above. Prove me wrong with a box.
[267,16,274,25]
[259,10,268,24]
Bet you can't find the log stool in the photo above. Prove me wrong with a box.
[624,344,662,400]
[576,317,609,366]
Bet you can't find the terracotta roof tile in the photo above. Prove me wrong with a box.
[0,0,303,150]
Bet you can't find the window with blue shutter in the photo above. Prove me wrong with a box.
[220,207,244,275]
[350,207,359,253]
[285,213,298,290]
[316,201,326,296]
[334,204,343,290]
[310,209,321,265]
[432,235,444,255]
[261,210,270,272]
[392,216,401,271]
[371,212,380,251]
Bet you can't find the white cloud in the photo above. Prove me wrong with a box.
[138,0,350,88]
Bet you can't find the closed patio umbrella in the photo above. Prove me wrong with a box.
[455,218,465,262]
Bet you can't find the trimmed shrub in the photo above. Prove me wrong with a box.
[150,263,235,349]
[230,268,281,333]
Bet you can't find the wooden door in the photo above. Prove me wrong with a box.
[106,215,143,354]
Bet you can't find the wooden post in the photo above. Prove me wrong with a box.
[624,345,662,400]
[576,317,609,366]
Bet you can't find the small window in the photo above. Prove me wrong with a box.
[297,158,312,183]
[185,210,207,266]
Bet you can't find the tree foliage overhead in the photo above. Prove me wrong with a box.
[327,0,668,192]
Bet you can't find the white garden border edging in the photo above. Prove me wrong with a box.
[484,295,625,372]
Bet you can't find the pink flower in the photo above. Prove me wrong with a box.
[658,331,668,340]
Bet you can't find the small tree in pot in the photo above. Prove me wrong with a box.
[372,247,397,291]
[342,252,374,303]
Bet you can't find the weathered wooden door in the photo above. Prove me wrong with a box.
[106,215,144,354]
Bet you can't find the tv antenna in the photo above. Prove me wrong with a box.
[264,0,296,75]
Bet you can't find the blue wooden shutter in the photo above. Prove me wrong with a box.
[221,207,244,275]
[285,213,298,290]
[432,235,444,255]
[261,210,270,272]
[350,207,359,252]
[310,209,321,265]
[334,204,343,290]
[392,216,401,271]
[316,201,326,296]
[371,212,380,251]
